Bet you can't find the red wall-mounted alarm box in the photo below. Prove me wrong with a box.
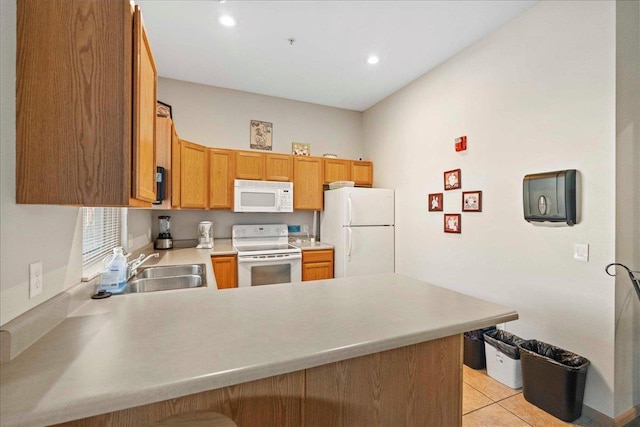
[455,136,467,152]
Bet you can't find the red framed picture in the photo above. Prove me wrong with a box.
[444,169,461,190]
[428,193,443,211]
[462,191,482,212]
[444,213,461,233]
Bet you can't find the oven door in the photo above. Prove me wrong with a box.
[237,253,302,287]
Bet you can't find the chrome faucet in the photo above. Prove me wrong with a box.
[127,253,159,280]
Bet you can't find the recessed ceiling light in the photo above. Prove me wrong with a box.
[219,15,236,27]
[367,55,380,65]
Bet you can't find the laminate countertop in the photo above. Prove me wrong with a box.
[0,273,517,427]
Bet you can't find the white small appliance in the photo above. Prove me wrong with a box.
[232,224,302,287]
[233,179,293,213]
[196,221,214,249]
[321,187,395,278]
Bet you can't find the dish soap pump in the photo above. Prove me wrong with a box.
[98,247,128,294]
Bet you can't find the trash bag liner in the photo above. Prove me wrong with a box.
[464,326,496,341]
[518,340,590,371]
[483,329,525,360]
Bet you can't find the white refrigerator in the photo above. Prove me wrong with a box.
[321,187,395,278]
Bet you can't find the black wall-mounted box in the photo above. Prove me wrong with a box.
[523,169,577,226]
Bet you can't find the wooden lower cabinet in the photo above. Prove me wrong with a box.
[302,249,334,281]
[55,335,462,427]
[211,255,237,289]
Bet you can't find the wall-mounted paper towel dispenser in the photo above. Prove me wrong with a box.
[523,169,578,226]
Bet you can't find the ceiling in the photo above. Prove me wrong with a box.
[137,1,538,112]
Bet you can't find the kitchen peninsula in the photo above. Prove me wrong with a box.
[0,273,517,427]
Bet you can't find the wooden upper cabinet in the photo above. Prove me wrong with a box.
[170,124,181,208]
[236,151,293,182]
[293,156,324,211]
[235,151,265,180]
[16,0,157,206]
[209,148,235,209]
[131,6,157,203]
[265,154,293,181]
[153,116,172,209]
[323,158,351,184]
[180,140,208,209]
[352,161,373,187]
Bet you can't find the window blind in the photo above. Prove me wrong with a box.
[82,207,122,271]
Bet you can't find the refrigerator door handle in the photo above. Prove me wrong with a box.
[347,197,352,225]
[348,227,353,261]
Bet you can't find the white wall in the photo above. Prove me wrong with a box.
[0,0,82,326]
[614,0,640,417]
[363,0,617,417]
[154,78,363,239]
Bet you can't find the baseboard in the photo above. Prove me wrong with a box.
[615,404,640,427]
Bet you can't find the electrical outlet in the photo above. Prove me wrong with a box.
[29,261,43,299]
[127,233,134,251]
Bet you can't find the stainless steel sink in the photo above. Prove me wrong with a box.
[136,264,205,279]
[121,264,207,294]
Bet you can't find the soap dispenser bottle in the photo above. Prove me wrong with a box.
[98,247,128,294]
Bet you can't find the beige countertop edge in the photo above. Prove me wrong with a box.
[291,241,334,250]
[0,274,517,427]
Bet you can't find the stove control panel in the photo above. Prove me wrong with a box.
[232,224,288,239]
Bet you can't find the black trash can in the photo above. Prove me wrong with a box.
[518,339,590,422]
[463,327,496,369]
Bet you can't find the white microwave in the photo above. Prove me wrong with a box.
[233,179,294,213]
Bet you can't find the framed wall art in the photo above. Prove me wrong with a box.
[444,213,461,233]
[292,142,311,156]
[444,169,461,190]
[462,191,482,212]
[250,120,273,151]
[428,193,443,211]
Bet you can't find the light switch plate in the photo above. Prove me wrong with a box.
[574,243,589,262]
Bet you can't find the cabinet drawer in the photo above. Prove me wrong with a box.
[302,249,334,263]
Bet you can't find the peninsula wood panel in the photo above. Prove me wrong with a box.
[53,371,305,427]
[304,335,462,427]
[52,335,462,427]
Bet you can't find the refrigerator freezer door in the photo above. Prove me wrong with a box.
[346,188,394,226]
[337,226,394,278]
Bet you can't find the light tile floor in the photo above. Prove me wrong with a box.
[462,365,614,427]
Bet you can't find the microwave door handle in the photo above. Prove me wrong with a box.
[276,189,281,211]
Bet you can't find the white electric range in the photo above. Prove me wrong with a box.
[232,224,302,287]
